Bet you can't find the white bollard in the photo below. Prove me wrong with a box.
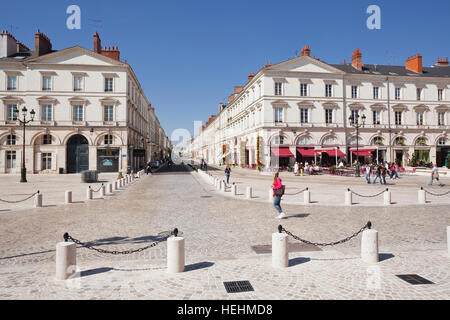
[34,192,43,208]
[65,191,72,204]
[167,235,185,273]
[87,187,93,200]
[56,241,77,280]
[246,186,252,199]
[107,183,113,194]
[384,189,391,206]
[272,230,289,268]
[304,189,311,204]
[418,188,426,204]
[447,226,450,255]
[221,180,226,192]
[100,185,105,197]
[361,227,379,264]
[113,180,118,191]
[231,184,237,196]
[345,190,352,206]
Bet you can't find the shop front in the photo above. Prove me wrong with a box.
[97,148,120,173]
[437,137,450,167]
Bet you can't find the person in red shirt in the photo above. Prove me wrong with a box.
[272,172,285,219]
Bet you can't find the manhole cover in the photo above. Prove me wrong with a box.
[396,274,434,285]
[223,281,254,294]
[251,243,321,254]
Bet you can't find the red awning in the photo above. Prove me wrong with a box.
[349,148,377,152]
[352,151,373,157]
[320,149,346,157]
[297,148,318,157]
[272,148,294,157]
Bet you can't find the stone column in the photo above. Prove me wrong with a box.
[86,187,93,200]
[361,229,379,263]
[345,190,352,206]
[304,189,311,204]
[272,231,289,268]
[167,236,185,273]
[65,191,72,204]
[384,189,391,205]
[56,241,77,280]
[34,192,43,208]
[418,188,426,204]
[246,186,252,199]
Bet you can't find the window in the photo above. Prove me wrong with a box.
[73,105,84,121]
[416,137,428,146]
[373,86,379,99]
[395,137,405,146]
[42,76,52,91]
[105,78,114,92]
[438,137,447,146]
[274,107,283,123]
[438,112,445,126]
[41,104,52,121]
[6,135,16,145]
[325,84,332,97]
[416,111,424,125]
[350,109,359,125]
[74,77,84,91]
[274,136,284,145]
[6,151,16,169]
[325,109,333,124]
[104,105,114,122]
[300,83,308,97]
[42,153,52,170]
[438,89,443,101]
[373,136,384,146]
[7,104,18,121]
[300,108,308,123]
[373,110,381,125]
[7,76,17,90]
[297,136,311,145]
[417,88,422,101]
[42,134,52,145]
[395,111,402,125]
[351,86,358,99]
[395,88,401,100]
[274,82,282,96]
[104,134,113,145]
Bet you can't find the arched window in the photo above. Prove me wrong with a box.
[323,136,337,146]
[6,135,16,145]
[104,135,113,145]
[42,134,52,145]
[349,136,363,146]
[372,136,384,146]
[415,137,428,146]
[297,136,311,146]
[394,137,405,146]
[273,136,285,145]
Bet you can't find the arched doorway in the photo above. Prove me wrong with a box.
[67,135,89,173]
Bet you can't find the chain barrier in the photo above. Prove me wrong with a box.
[284,187,309,196]
[349,188,387,198]
[63,228,181,255]
[0,191,39,204]
[280,221,371,247]
[422,187,450,197]
[90,184,104,193]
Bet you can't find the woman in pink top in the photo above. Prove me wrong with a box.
[272,172,285,219]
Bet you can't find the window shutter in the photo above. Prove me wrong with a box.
[51,153,57,171]
[35,152,41,171]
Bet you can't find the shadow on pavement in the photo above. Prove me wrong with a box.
[286,214,310,219]
[80,267,113,278]
[289,257,311,266]
[379,253,395,262]
[184,261,214,272]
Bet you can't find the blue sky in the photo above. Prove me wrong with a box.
[1,0,450,141]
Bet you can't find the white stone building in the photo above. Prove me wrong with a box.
[189,47,450,169]
[0,30,170,175]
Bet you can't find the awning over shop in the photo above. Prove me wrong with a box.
[297,148,319,157]
[318,149,346,157]
[351,151,373,157]
[272,148,294,157]
[349,148,377,152]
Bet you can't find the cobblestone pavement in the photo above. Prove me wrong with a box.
[0,164,448,300]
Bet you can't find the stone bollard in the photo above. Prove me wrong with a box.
[34,191,42,208]
[272,226,289,268]
[246,186,252,199]
[361,223,379,264]
[221,180,226,192]
[107,183,113,194]
[87,187,93,200]
[345,189,352,206]
[231,184,237,196]
[384,189,391,205]
[418,188,426,204]
[113,180,118,191]
[167,229,185,273]
[100,184,106,197]
[56,236,77,280]
[304,188,311,204]
[65,191,72,204]
[447,226,450,255]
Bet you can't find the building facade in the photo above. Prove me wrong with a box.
[189,47,450,169]
[0,30,169,174]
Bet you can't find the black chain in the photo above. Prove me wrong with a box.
[0,191,39,204]
[64,229,180,255]
[349,188,387,198]
[90,184,104,193]
[284,188,309,196]
[281,222,371,247]
[423,188,450,197]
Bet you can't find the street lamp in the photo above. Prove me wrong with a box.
[13,106,35,183]
[348,113,366,177]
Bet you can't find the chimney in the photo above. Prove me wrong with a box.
[405,54,422,73]
[0,30,19,58]
[228,94,235,103]
[234,86,243,94]
[301,46,311,56]
[94,31,102,54]
[351,48,362,70]
[248,73,255,82]
[436,58,449,66]
[34,30,52,56]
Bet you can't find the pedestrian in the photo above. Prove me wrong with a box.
[373,165,381,184]
[390,163,399,179]
[294,162,299,176]
[365,164,371,184]
[225,165,231,184]
[146,161,152,175]
[380,165,387,185]
[272,172,286,219]
[430,163,444,186]
[204,160,208,171]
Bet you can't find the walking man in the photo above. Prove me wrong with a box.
[225,165,231,184]
[430,163,444,186]
[365,164,371,184]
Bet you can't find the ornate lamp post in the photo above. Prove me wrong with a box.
[14,106,36,183]
[348,113,366,177]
